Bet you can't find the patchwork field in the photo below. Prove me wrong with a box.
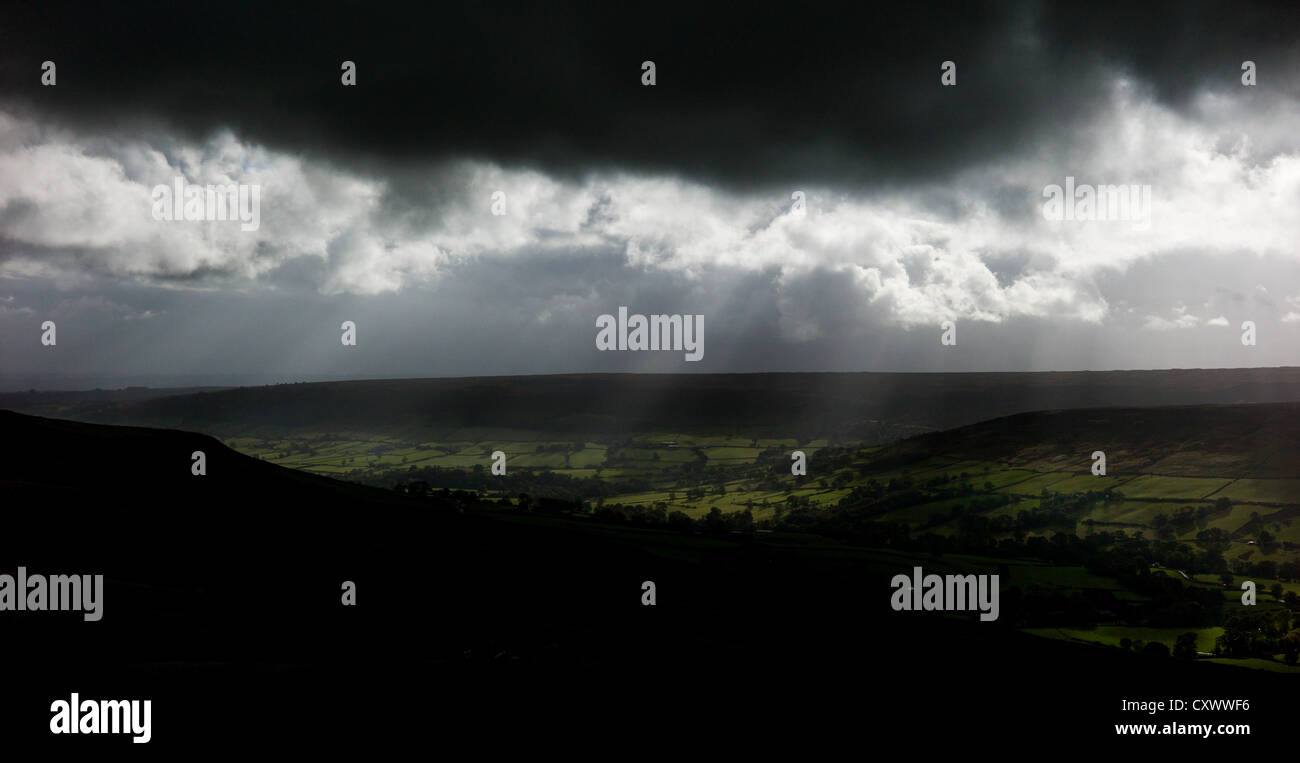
[1117,474,1233,500]
[222,432,1300,559]
[213,402,1300,673]
[1210,479,1300,503]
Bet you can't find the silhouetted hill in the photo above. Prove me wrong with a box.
[896,402,1300,478]
[0,408,407,507]
[6,368,1300,440]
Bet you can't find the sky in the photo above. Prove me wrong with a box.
[0,1,1298,389]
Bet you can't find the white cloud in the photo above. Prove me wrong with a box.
[1,72,1298,326]
[1143,304,1201,330]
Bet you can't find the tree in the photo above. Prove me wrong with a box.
[1282,630,1300,665]
[1173,632,1199,660]
[1141,641,1170,658]
[703,507,726,535]
[1195,527,1231,553]
[730,508,755,533]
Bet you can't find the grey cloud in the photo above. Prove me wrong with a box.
[2,2,1296,191]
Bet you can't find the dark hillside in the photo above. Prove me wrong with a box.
[896,402,1300,479]
[7,367,1300,440]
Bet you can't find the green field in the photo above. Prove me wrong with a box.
[1209,479,1300,504]
[221,430,1300,571]
[1203,657,1300,673]
[996,471,1076,494]
[1119,475,1233,500]
[1025,626,1225,653]
[1082,500,1175,525]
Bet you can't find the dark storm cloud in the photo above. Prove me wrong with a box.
[2,1,1295,190]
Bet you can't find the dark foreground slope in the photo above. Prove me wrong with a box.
[0,411,1290,752]
[6,367,1300,440]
